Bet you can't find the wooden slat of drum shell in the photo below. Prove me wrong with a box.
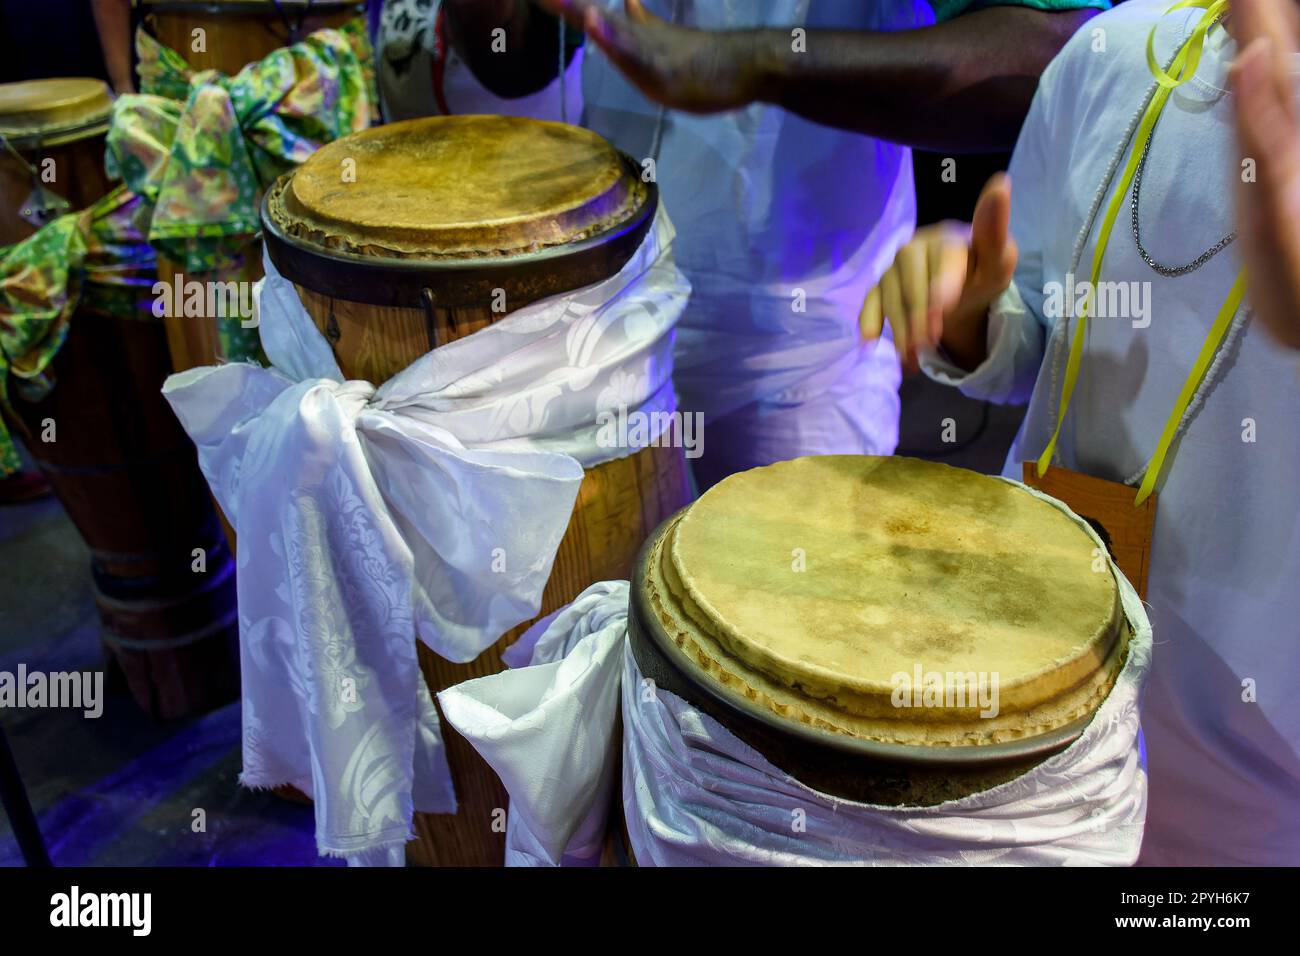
[297,287,508,385]
[154,253,259,558]
[0,134,113,246]
[145,5,360,76]
[294,289,693,866]
[410,441,690,866]
[1,119,240,720]
[154,254,259,377]
[5,308,240,720]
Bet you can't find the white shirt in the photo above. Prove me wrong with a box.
[924,0,1300,864]
[581,0,927,423]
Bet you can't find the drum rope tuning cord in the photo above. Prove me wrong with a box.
[247,113,693,866]
[0,77,240,720]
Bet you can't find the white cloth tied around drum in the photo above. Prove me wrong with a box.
[438,483,1154,866]
[160,209,689,866]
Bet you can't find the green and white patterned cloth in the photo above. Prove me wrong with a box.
[1,18,376,474]
[107,17,378,361]
[0,186,156,476]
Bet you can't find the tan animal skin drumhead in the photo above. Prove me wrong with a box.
[647,455,1126,747]
[0,78,113,146]
[268,114,648,260]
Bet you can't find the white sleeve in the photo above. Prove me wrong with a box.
[920,26,1082,406]
[919,281,1044,406]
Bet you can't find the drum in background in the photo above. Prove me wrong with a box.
[0,79,113,247]
[1,80,239,721]
[137,0,366,373]
[141,0,364,75]
[262,115,693,866]
[6,305,240,721]
[630,455,1131,810]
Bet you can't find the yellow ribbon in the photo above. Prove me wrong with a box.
[1036,0,1246,505]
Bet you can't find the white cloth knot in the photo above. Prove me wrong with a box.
[162,208,690,864]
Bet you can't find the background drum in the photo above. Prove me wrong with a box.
[137,0,366,373]
[1,79,240,721]
[0,79,112,247]
[140,0,364,75]
[263,114,693,865]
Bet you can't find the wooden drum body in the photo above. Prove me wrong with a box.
[0,79,113,247]
[263,115,693,865]
[1,79,239,720]
[138,0,365,373]
[142,0,363,75]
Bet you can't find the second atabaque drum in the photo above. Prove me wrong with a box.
[141,0,363,76]
[1,80,239,720]
[0,79,113,246]
[262,114,692,866]
[138,0,367,372]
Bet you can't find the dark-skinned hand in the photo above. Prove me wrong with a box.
[537,0,769,112]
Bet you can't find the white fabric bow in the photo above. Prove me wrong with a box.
[439,482,1153,867]
[162,209,689,864]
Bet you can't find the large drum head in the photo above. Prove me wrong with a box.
[262,115,656,310]
[0,78,113,148]
[276,115,647,257]
[631,455,1130,805]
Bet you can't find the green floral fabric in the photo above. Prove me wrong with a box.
[0,186,156,475]
[106,17,378,362]
[112,17,377,269]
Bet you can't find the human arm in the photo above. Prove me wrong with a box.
[90,0,134,94]
[537,0,1101,151]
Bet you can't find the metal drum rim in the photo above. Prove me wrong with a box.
[260,155,660,310]
[0,115,111,151]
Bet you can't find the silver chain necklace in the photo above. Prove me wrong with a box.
[1130,96,1236,278]
[1049,51,1249,487]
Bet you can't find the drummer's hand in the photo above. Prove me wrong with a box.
[1230,0,1300,349]
[537,0,764,112]
[859,173,1017,374]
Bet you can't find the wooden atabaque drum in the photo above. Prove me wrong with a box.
[0,79,240,720]
[262,115,693,866]
[141,0,363,76]
[0,79,113,247]
[139,0,365,373]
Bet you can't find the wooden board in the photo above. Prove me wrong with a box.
[1021,463,1157,600]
